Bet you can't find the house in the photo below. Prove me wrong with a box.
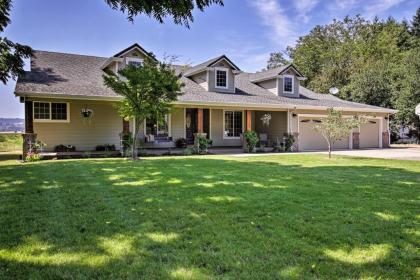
[15,43,395,154]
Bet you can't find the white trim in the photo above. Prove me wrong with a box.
[209,57,239,70]
[379,117,383,148]
[117,46,150,59]
[283,75,294,94]
[33,101,70,123]
[209,109,212,139]
[126,57,143,66]
[214,67,229,89]
[287,109,290,134]
[222,109,244,139]
[183,108,186,138]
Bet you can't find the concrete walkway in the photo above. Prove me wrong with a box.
[324,146,420,161]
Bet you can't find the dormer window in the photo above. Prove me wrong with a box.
[215,67,228,89]
[283,75,294,93]
[126,57,143,67]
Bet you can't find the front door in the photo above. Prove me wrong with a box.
[185,109,197,144]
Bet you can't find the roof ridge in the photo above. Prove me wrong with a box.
[33,50,108,59]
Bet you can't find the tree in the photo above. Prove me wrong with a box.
[105,0,223,27]
[312,108,366,158]
[103,57,183,159]
[266,52,289,69]
[0,0,32,84]
[411,7,420,37]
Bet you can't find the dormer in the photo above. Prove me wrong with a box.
[100,43,154,73]
[184,55,240,93]
[250,64,306,97]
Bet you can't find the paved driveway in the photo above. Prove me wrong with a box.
[327,146,420,161]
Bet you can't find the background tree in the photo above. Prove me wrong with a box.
[266,52,289,69]
[105,0,223,27]
[313,108,366,158]
[0,0,32,84]
[103,57,183,159]
[285,9,420,141]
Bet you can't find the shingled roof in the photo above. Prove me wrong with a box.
[15,50,394,113]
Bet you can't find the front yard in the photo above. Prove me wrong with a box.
[0,155,418,279]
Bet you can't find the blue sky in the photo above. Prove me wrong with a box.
[0,0,418,117]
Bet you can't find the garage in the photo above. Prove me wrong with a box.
[359,119,380,148]
[298,117,350,151]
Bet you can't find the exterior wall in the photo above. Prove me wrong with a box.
[257,79,277,95]
[32,99,122,151]
[171,107,185,140]
[210,109,243,146]
[278,69,300,97]
[254,111,288,142]
[190,72,208,91]
[207,60,235,93]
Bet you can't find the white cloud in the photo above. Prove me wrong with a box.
[294,0,320,23]
[248,0,297,48]
[363,0,406,18]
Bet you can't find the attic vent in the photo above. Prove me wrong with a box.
[300,119,310,123]
[312,120,322,123]
[369,120,377,124]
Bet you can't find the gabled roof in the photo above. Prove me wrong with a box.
[183,55,240,77]
[14,50,395,113]
[113,43,152,58]
[249,64,304,83]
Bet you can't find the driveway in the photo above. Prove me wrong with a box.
[327,146,420,161]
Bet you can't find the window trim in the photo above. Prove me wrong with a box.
[223,110,243,139]
[143,114,172,137]
[126,57,143,67]
[33,101,70,123]
[283,75,294,94]
[214,67,229,89]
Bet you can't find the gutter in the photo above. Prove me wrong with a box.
[15,91,396,114]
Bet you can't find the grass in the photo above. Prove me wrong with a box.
[0,134,22,153]
[0,154,418,279]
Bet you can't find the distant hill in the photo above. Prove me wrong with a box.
[0,118,24,132]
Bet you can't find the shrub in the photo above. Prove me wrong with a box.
[95,144,116,151]
[284,135,295,152]
[243,131,259,153]
[25,151,41,162]
[175,137,187,148]
[183,147,194,155]
[54,144,76,152]
[194,134,212,154]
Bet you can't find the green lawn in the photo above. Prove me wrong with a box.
[0,155,418,279]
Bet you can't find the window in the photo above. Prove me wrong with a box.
[224,111,243,138]
[33,102,69,122]
[145,115,169,137]
[126,57,143,68]
[283,75,294,93]
[215,68,228,88]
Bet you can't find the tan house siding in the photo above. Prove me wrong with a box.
[210,109,242,146]
[171,107,185,140]
[33,99,122,151]
[254,111,288,142]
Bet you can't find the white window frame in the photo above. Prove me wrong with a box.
[215,67,229,89]
[126,57,143,67]
[33,101,70,123]
[283,75,294,94]
[143,114,172,137]
[223,110,243,139]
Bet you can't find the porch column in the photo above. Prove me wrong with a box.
[246,110,252,131]
[22,101,37,160]
[197,108,203,133]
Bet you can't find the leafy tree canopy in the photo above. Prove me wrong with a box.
[105,0,223,27]
[284,10,420,141]
[103,57,183,159]
[266,52,289,69]
[0,0,33,84]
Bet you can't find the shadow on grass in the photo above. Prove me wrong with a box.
[0,157,418,279]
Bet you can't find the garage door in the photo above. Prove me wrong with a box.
[360,119,380,148]
[299,118,349,151]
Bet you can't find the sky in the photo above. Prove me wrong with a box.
[0,0,418,118]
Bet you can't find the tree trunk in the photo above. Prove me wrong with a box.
[132,119,139,160]
[328,142,332,159]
